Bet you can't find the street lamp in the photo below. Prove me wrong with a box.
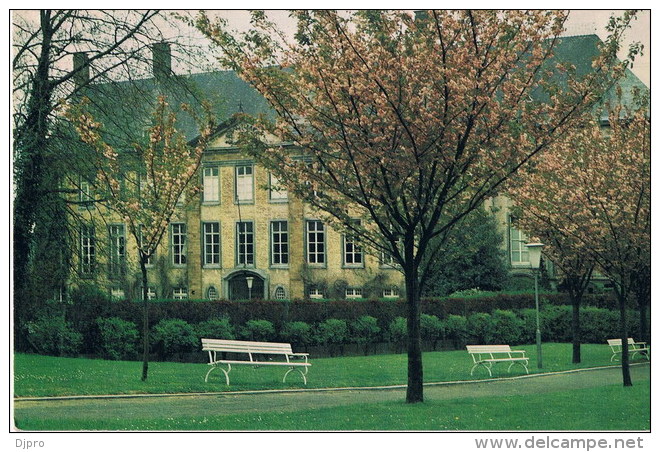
[526,240,544,369]
[246,276,254,300]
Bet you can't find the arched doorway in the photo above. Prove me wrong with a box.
[227,271,265,300]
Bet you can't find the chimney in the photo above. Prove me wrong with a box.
[73,52,90,88]
[152,42,172,81]
[414,10,430,22]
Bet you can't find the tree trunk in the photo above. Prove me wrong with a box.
[404,264,423,403]
[617,290,633,387]
[638,301,648,345]
[635,282,649,345]
[140,258,150,381]
[571,297,581,364]
[13,11,55,350]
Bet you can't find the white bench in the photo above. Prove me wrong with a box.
[607,338,650,362]
[201,338,311,385]
[466,345,530,377]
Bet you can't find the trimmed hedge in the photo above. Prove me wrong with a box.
[56,288,646,360]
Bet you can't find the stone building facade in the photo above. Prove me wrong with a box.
[71,34,646,301]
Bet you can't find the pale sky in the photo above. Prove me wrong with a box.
[212,9,650,86]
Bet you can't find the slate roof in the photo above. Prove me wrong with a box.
[84,34,647,146]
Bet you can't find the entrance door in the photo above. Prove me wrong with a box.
[228,272,265,300]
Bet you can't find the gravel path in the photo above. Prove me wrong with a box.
[13,364,650,423]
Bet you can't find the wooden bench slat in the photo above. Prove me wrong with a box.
[201,338,311,385]
[466,344,529,377]
[607,338,650,362]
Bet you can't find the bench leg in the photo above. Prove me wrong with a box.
[283,367,308,385]
[205,363,231,385]
[470,362,492,377]
[508,361,529,374]
[631,350,650,361]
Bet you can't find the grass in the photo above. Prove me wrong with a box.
[14,383,650,431]
[13,343,651,431]
[14,343,620,397]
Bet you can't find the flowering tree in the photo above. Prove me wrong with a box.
[509,94,650,386]
[12,10,210,348]
[508,214,596,363]
[67,96,213,380]
[197,9,633,402]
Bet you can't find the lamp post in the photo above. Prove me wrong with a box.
[246,276,254,300]
[526,241,544,369]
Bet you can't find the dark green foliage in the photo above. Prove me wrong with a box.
[239,319,276,342]
[541,305,573,343]
[420,314,444,350]
[467,312,495,344]
[491,309,525,345]
[40,290,637,360]
[350,316,381,354]
[151,319,198,359]
[579,307,619,343]
[423,208,508,297]
[25,315,83,357]
[388,317,407,353]
[195,318,235,341]
[444,314,469,348]
[315,319,348,356]
[280,321,313,349]
[96,317,139,360]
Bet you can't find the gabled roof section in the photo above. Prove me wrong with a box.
[551,34,648,120]
[79,68,272,149]
[81,35,646,148]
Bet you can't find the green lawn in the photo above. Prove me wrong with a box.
[15,383,650,431]
[14,343,621,397]
[13,343,651,431]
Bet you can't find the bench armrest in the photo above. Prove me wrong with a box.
[288,353,309,364]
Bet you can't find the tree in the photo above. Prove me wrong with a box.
[197,10,633,402]
[66,96,213,380]
[508,216,596,363]
[422,207,508,297]
[509,92,650,385]
[12,10,207,347]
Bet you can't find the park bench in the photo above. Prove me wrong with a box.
[607,338,650,362]
[466,345,530,377]
[201,338,311,385]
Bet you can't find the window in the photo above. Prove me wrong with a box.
[343,222,363,267]
[236,221,255,266]
[173,287,188,300]
[138,173,150,204]
[207,286,219,301]
[308,287,324,299]
[306,220,326,265]
[510,224,529,265]
[142,287,157,300]
[108,224,126,278]
[80,225,95,275]
[345,288,363,299]
[383,287,400,299]
[138,225,154,266]
[273,286,287,300]
[269,172,288,201]
[203,222,221,266]
[203,166,220,202]
[171,223,187,265]
[380,239,402,268]
[271,221,289,266]
[235,165,254,203]
[79,179,92,204]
